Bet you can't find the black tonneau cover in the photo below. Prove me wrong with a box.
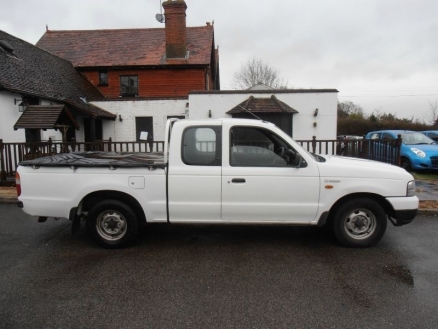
[19,152,166,168]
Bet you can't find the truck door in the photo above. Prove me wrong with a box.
[168,124,222,222]
[221,124,320,223]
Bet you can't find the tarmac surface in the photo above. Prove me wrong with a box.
[1,203,438,328]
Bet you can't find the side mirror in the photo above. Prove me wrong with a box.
[292,152,303,168]
[285,149,304,168]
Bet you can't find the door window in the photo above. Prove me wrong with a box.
[230,126,295,167]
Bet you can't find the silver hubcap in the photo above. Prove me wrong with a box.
[344,209,376,240]
[96,211,127,241]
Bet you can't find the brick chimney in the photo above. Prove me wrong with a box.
[163,0,187,59]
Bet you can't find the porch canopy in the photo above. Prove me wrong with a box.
[13,105,79,132]
[227,95,299,136]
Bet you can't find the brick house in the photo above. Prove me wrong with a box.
[36,0,220,142]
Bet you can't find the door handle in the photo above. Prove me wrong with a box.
[231,178,246,183]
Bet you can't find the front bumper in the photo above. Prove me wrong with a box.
[386,196,419,226]
[391,209,417,226]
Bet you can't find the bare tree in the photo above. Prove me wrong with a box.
[337,101,364,119]
[424,99,438,126]
[233,57,288,90]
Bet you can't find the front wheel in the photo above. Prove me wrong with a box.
[86,200,138,248]
[333,198,387,248]
[400,158,412,172]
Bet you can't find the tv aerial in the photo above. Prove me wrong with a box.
[155,0,165,23]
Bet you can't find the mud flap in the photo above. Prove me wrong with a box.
[69,207,81,234]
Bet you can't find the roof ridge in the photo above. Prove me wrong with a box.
[44,25,212,34]
[46,27,164,33]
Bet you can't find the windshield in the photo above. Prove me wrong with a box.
[400,132,435,145]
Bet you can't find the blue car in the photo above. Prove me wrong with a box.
[420,130,438,142]
[365,130,438,171]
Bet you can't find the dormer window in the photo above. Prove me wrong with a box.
[120,75,138,97]
[98,70,108,86]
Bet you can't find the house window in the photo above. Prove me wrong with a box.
[120,75,138,97]
[99,71,108,86]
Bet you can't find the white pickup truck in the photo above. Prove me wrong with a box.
[16,118,418,248]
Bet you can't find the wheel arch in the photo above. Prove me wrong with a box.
[327,193,395,225]
[79,190,147,226]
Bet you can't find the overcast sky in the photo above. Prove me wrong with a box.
[1,0,438,121]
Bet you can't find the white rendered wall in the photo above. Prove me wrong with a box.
[0,91,26,142]
[93,99,187,142]
[188,91,338,141]
[2,91,337,147]
[0,93,73,142]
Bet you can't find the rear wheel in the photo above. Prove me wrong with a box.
[86,200,138,248]
[333,198,387,248]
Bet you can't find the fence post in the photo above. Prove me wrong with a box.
[70,138,76,152]
[108,137,112,152]
[48,138,53,154]
[0,139,6,182]
[396,134,402,166]
[311,136,316,154]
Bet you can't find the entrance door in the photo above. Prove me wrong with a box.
[221,124,320,223]
[136,117,154,152]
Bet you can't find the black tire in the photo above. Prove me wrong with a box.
[401,158,412,172]
[333,198,387,248]
[86,200,138,248]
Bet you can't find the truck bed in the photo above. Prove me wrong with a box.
[19,152,166,168]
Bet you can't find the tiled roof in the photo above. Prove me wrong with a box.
[36,26,215,67]
[0,30,115,119]
[227,95,299,114]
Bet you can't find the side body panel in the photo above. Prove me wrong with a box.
[167,121,222,222]
[18,166,167,222]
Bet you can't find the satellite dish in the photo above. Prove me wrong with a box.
[155,14,165,23]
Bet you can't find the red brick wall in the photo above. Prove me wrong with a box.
[82,68,208,98]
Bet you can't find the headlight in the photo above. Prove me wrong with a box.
[407,180,416,197]
[411,148,426,158]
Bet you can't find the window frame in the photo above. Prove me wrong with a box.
[120,75,139,97]
[181,126,222,166]
[98,70,108,86]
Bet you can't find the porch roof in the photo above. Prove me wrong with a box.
[13,105,80,130]
[227,95,299,114]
